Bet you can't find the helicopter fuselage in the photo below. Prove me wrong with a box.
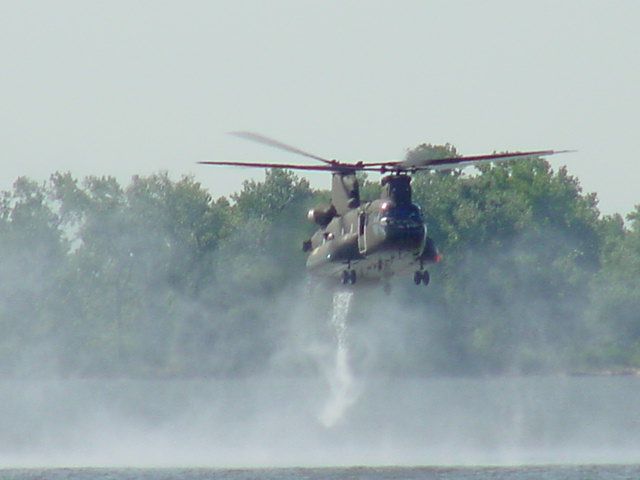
[306,198,430,282]
[304,174,439,286]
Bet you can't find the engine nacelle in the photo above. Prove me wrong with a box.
[307,205,336,226]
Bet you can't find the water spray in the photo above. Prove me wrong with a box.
[319,290,359,428]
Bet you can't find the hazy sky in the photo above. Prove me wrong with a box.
[2,0,639,215]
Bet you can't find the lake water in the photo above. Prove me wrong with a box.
[2,466,640,480]
[1,376,639,469]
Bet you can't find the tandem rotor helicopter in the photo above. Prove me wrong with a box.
[200,132,566,289]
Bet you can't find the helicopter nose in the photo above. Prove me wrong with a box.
[384,221,425,249]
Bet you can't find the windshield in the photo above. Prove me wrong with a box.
[380,204,423,225]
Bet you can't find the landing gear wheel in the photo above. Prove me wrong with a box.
[414,270,430,286]
[341,269,356,285]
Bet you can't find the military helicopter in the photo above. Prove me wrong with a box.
[200,132,566,289]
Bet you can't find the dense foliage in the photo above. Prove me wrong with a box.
[1,147,638,377]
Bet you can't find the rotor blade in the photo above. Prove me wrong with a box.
[198,160,355,172]
[385,149,573,171]
[229,131,334,165]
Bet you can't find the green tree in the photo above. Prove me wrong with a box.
[0,178,66,374]
[587,205,640,367]
[408,147,604,374]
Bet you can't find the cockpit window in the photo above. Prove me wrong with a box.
[380,204,423,225]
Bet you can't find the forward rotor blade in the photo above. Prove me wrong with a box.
[229,131,334,165]
[197,160,353,172]
[199,149,573,174]
[386,149,573,171]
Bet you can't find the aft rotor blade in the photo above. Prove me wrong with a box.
[198,160,353,172]
[385,149,573,171]
[229,131,334,165]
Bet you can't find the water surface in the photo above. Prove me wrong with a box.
[3,466,640,480]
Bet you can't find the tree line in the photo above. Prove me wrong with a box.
[1,145,638,377]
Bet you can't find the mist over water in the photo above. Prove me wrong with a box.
[0,258,639,468]
[2,374,640,468]
[0,281,639,468]
[2,283,640,469]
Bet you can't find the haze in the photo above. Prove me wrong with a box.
[1,0,639,215]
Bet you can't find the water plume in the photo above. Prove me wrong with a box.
[319,290,358,427]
